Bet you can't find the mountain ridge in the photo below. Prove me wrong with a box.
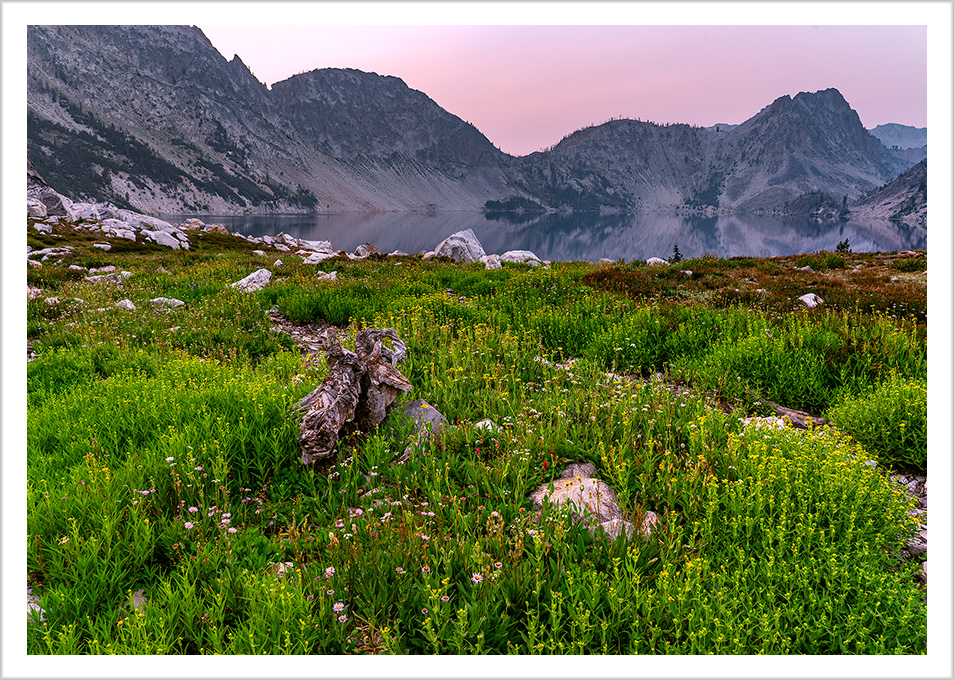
[27,25,925,217]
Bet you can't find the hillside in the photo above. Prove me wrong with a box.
[850,158,927,228]
[27,25,923,215]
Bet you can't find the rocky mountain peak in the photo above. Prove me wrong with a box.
[27,25,924,217]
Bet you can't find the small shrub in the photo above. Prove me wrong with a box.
[890,257,926,273]
[826,375,927,471]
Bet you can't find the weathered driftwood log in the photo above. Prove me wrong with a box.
[296,327,411,465]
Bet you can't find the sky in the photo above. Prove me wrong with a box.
[200,24,927,156]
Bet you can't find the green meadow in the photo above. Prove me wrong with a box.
[27,224,927,654]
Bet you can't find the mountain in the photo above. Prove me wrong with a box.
[27,25,924,216]
[867,123,927,150]
[849,158,926,227]
[27,25,513,214]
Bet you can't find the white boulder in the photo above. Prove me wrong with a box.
[797,293,824,309]
[230,268,272,293]
[141,229,181,250]
[116,299,137,311]
[27,197,47,218]
[304,251,337,264]
[434,229,486,263]
[500,250,542,266]
[646,257,669,266]
[150,297,185,308]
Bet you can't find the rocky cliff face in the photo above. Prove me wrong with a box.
[850,159,926,228]
[27,25,513,214]
[27,25,923,216]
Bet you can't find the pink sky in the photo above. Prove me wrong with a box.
[200,24,926,156]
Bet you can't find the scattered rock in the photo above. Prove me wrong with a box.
[116,299,137,311]
[206,224,228,234]
[797,293,824,309]
[531,475,621,525]
[141,229,182,250]
[129,588,148,613]
[27,585,46,623]
[85,273,123,284]
[269,561,296,579]
[181,218,205,230]
[474,418,498,432]
[597,258,614,265]
[304,251,338,264]
[93,243,111,251]
[252,250,266,256]
[646,257,668,266]
[68,264,87,271]
[354,243,380,259]
[230,268,272,293]
[32,222,52,234]
[434,229,486,263]
[28,286,43,300]
[150,297,185,308]
[27,197,47,218]
[796,265,815,273]
[274,259,283,267]
[480,254,502,270]
[500,250,542,266]
[391,399,448,463]
[316,270,338,282]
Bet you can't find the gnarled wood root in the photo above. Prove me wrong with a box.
[296,327,411,465]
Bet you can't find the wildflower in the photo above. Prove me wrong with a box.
[490,511,500,518]
[194,466,203,471]
[333,602,345,612]
[421,566,431,574]
[337,614,348,623]
[471,572,483,584]
[188,506,199,513]
[542,461,549,470]
[422,608,428,615]
[165,457,174,463]
[184,522,194,529]
[395,567,405,574]
[325,567,336,578]
[307,595,314,601]
[494,562,503,569]
[420,534,430,541]
[326,589,334,595]
[228,527,237,534]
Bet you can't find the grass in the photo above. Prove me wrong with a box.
[26,225,927,654]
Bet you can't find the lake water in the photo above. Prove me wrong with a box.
[159,211,926,262]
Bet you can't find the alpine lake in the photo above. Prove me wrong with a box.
[160,211,926,261]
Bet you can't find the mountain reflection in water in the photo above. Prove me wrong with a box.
[160,211,926,262]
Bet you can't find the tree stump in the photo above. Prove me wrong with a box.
[295,328,411,465]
